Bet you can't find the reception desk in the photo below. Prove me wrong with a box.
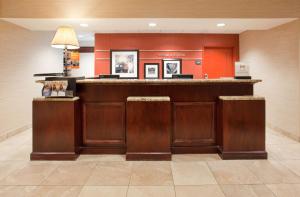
[31,79,267,160]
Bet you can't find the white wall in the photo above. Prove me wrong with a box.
[0,20,63,140]
[0,20,95,140]
[71,53,94,77]
[240,19,300,140]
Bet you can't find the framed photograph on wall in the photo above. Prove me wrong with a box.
[162,59,182,79]
[110,50,139,79]
[144,63,159,79]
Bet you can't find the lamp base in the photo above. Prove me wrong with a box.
[63,48,71,77]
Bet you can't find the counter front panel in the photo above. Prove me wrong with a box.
[76,79,257,154]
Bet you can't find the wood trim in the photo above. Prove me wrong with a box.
[80,146,126,154]
[171,145,218,154]
[95,49,204,52]
[30,152,79,160]
[126,152,171,161]
[79,47,94,53]
[96,57,203,60]
[218,150,268,160]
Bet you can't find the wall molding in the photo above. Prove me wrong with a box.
[267,122,300,142]
[0,124,32,143]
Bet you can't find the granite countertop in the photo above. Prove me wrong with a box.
[33,97,80,101]
[219,96,265,100]
[127,96,171,102]
[76,79,262,84]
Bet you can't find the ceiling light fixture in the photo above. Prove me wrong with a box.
[80,23,89,27]
[148,22,157,27]
[217,23,226,27]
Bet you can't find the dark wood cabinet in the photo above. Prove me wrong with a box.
[31,97,80,160]
[126,97,171,160]
[172,102,216,153]
[32,79,265,160]
[218,96,267,159]
[82,102,126,153]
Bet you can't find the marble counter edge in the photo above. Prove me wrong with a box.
[75,79,262,84]
[127,96,171,102]
[33,97,80,102]
[219,95,265,100]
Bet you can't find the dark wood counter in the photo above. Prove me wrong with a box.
[32,79,266,160]
[75,79,264,158]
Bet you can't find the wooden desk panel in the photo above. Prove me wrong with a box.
[75,79,260,155]
[31,98,80,160]
[126,100,171,160]
[173,102,215,147]
[82,102,126,154]
[218,97,267,159]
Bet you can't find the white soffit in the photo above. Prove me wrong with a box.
[1,18,297,41]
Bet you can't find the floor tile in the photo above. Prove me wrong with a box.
[208,161,261,184]
[77,155,125,162]
[0,186,35,197]
[245,160,300,184]
[86,162,131,186]
[267,144,300,160]
[172,161,217,185]
[29,186,82,197]
[281,160,300,176]
[175,185,225,197]
[130,162,173,186]
[266,131,298,145]
[41,162,96,186]
[0,161,27,180]
[0,162,57,185]
[78,186,127,197]
[267,184,300,197]
[2,144,31,161]
[221,184,275,197]
[172,154,221,162]
[127,186,175,197]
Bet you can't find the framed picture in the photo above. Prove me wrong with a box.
[110,50,139,79]
[144,63,159,79]
[162,59,182,79]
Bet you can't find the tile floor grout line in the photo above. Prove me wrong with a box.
[263,183,278,197]
[170,161,177,197]
[205,160,221,185]
[126,161,133,197]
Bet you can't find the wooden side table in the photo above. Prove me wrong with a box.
[218,96,267,159]
[126,96,171,161]
[31,97,80,160]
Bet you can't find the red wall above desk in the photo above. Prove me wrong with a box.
[94,34,239,79]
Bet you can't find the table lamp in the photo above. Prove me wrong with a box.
[51,26,80,76]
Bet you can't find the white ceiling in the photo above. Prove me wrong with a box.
[1,18,297,41]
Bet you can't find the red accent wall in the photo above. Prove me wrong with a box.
[95,33,239,79]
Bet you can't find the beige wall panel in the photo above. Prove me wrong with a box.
[0,20,62,138]
[1,0,300,18]
[240,19,300,140]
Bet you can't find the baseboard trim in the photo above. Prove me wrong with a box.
[218,148,268,160]
[126,152,171,161]
[0,124,31,143]
[30,152,79,160]
[267,123,300,142]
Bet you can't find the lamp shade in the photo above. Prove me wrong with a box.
[51,26,80,49]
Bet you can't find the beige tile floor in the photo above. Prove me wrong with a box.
[0,128,300,196]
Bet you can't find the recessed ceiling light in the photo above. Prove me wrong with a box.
[148,23,157,27]
[80,23,89,27]
[217,23,226,27]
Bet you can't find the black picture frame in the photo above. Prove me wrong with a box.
[162,59,182,79]
[144,63,159,79]
[110,49,139,79]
